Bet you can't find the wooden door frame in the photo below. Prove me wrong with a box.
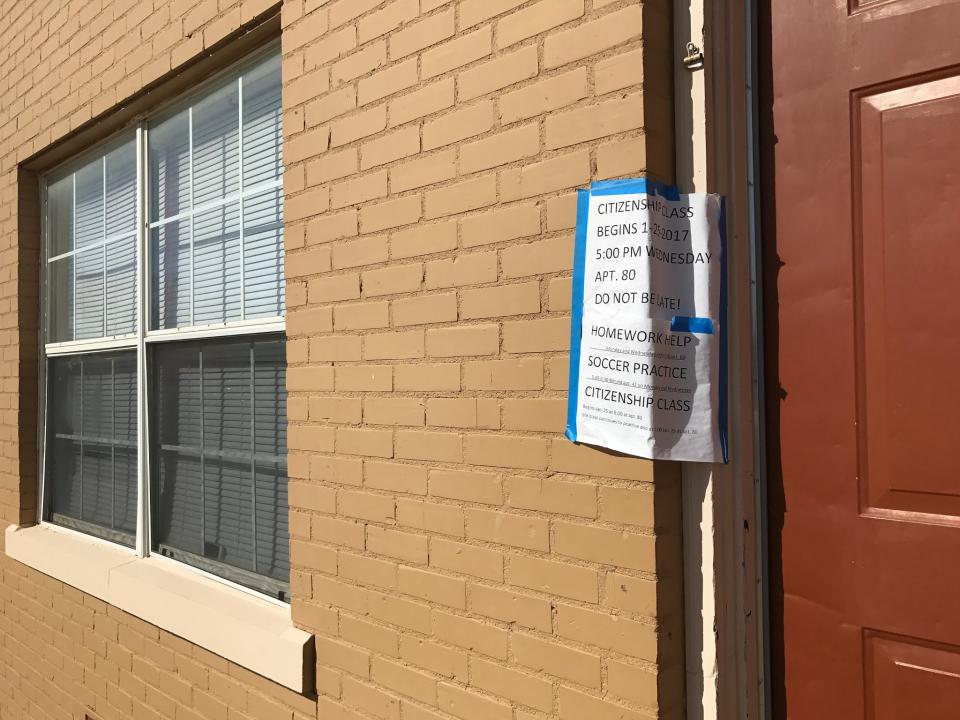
[673,0,771,715]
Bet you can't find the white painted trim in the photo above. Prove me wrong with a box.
[5,523,311,692]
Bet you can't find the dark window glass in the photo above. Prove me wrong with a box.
[151,336,289,599]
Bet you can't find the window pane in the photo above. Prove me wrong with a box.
[106,139,137,236]
[147,52,283,331]
[46,135,137,344]
[242,54,282,188]
[193,203,241,325]
[152,220,191,330]
[149,110,191,224]
[193,82,239,207]
[152,336,289,596]
[244,189,284,319]
[47,352,137,546]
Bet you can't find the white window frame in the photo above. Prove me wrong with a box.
[36,42,287,605]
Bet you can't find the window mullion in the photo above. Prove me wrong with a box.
[238,75,246,322]
[189,106,195,327]
[136,123,151,558]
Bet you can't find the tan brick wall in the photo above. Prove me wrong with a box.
[0,1,682,719]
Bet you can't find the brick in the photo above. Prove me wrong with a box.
[400,636,468,683]
[597,136,648,179]
[365,462,429,496]
[329,0,381,27]
[501,397,565,432]
[464,433,549,471]
[333,236,389,270]
[559,687,647,720]
[331,104,388,147]
[464,358,543,391]
[305,86,357,128]
[501,237,573,278]
[501,150,591,200]
[367,590,433,633]
[460,0,525,28]
[423,101,495,151]
[548,276,573,311]
[364,329,425,360]
[310,396,362,424]
[391,151,458,194]
[425,398,478,428]
[395,363,461,391]
[548,356,570,390]
[389,79,455,127]
[512,634,601,688]
[502,317,569,354]
[287,365,335,392]
[430,538,502,581]
[290,245,333,278]
[460,123,539,174]
[337,428,395,459]
[288,306,334,336]
[599,486,655,527]
[465,508,549,550]
[397,499,465,537]
[288,125,333,167]
[458,46,538,101]
[398,566,466,609]
[316,636,370,679]
[367,525,429,564]
[391,220,458,259]
[553,521,655,572]
[468,584,552,632]
[498,0,583,48]
[605,572,657,616]
[557,603,657,661]
[432,612,508,659]
[334,365,393,392]
[595,47,644,95]
[424,252,498,289]
[438,683,510,720]
[310,335,362,362]
[429,468,501,504]
[393,293,457,327]
[305,25,357,69]
[500,67,588,124]
[361,194,423,233]
[606,658,658,706]
[544,5,643,68]
[507,476,596,517]
[332,42,387,86]
[396,430,463,462]
[460,281,539,319]
[461,203,541,248]
[372,656,437,705]
[341,615,400,657]
[550,440,652,481]
[308,209,361,243]
[426,324,498,357]
[287,185,330,222]
[341,676,402,718]
[364,396,425,425]
[546,92,643,149]
[363,263,423,296]
[470,657,553,712]
[425,174,497,219]
[335,301,391,330]
[330,169,388,208]
[360,125,421,171]
[309,273,361,302]
[339,551,397,589]
[421,26,492,79]
[312,455,365,486]
[307,147,358,186]
[390,8,455,59]
[358,0,418,44]
[508,554,598,602]
[339,489,396,523]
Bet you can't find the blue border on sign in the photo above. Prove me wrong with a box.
[564,187,592,442]
[589,177,681,200]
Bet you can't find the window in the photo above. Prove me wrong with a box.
[40,49,288,601]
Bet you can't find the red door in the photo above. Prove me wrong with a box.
[764,0,960,715]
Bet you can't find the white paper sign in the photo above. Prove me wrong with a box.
[565,179,726,463]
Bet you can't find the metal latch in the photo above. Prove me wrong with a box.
[683,42,704,71]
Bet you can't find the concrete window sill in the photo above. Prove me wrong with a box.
[4,523,313,693]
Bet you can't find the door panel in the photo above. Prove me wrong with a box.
[766,0,960,715]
